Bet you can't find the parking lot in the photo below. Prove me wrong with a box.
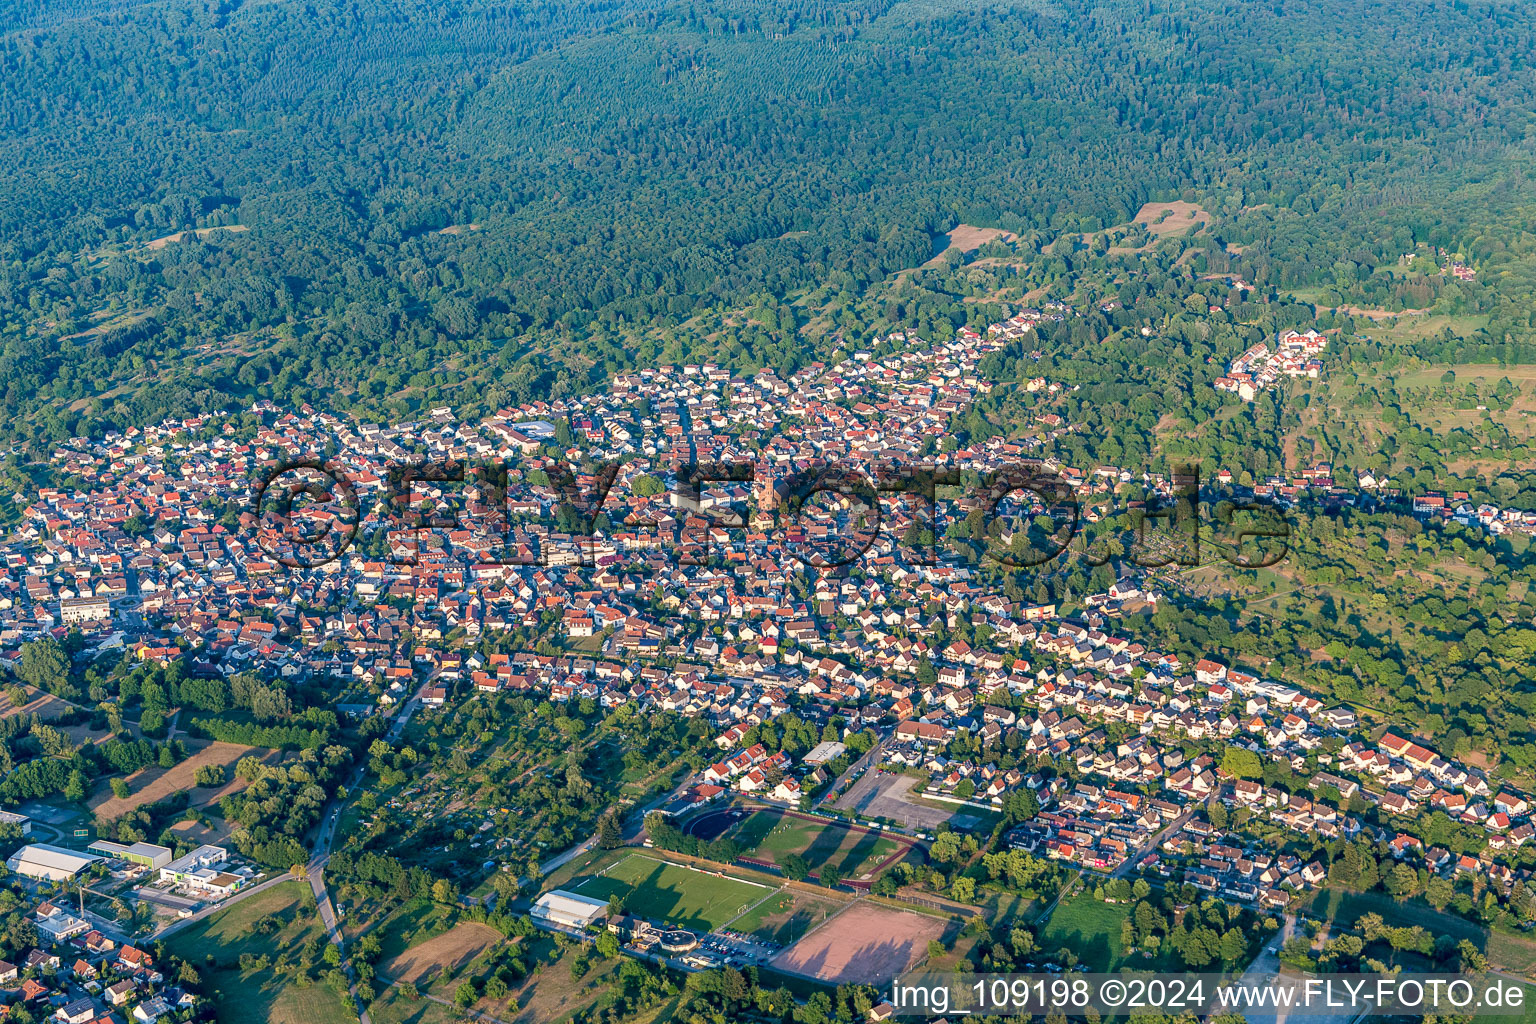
[706,926,782,964]
[832,771,954,830]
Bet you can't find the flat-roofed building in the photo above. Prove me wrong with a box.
[35,906,90,942]
[802,740,847,766]
[59,595,111,624]
[88,840,172,870]
[159,845,239,892]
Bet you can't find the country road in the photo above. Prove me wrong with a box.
[303,695,424,1024]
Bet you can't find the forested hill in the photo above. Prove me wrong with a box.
[2,0,1536,448]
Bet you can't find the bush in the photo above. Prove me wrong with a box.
[194,764,227,787]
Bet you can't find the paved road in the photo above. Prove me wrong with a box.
[1109,809,1192,879]
[383,696,421,744]
[1027,808,1193,926]
[524,769,694,887]
[307,804,370,1024]
[278,696,423,1024]
[302,695,428,1024]
[1233,914,1365,1024]
[150,871,297,941]
[812,733,886,810]
[150,699,423,952]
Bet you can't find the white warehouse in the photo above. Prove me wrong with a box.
[6,844,101,881]
[532,890,609,929]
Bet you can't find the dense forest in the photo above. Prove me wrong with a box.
[4,0,1536,448]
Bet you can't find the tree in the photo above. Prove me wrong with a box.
[595,931,620,958]
[194,764,227,787]
[1219,747,1263,780]
[110,778,130,799]
[454,982,478,1009]
[1207,801,1228,830]
[1457,939,1488,972]
[597,813,622,849]
[1386,863,1418,899]
[18,639,69,695]
[1426,876,1455,911]
[782,853,810,881]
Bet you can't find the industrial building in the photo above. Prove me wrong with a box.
[531,890,609,929]
[88,840,173,870]
[5,844,101,881]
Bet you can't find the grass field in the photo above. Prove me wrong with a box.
[165,880,355,1024]
[1485,982,1536,1024]
[1303,887,1536,976]
[498,934,624,1023]
[90,740,271,818]
[370,930,633,1024]
[1134,200,1211,237]
[365,988,459,1024]
[570,854,770,931]
[363,899,463,961]
[731,810,901,879]
[1490,926,1536,976]
[380,921,502,985]
[1038,893,1131,971]
[1393,361,1536,388]
[925,224,1017,266]
[1305,888,1484,946]
[727,887,846,946]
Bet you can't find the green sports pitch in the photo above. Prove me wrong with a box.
[570,854,772,932]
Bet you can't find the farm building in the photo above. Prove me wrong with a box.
[532,890,609,929]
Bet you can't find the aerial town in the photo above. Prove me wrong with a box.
[0,302,1529,1022]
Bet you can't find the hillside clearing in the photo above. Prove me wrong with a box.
[89,740,275,818]
[380,921,502,985]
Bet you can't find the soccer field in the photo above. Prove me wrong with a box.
[571,854,770,931]
[733,810,903,878]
